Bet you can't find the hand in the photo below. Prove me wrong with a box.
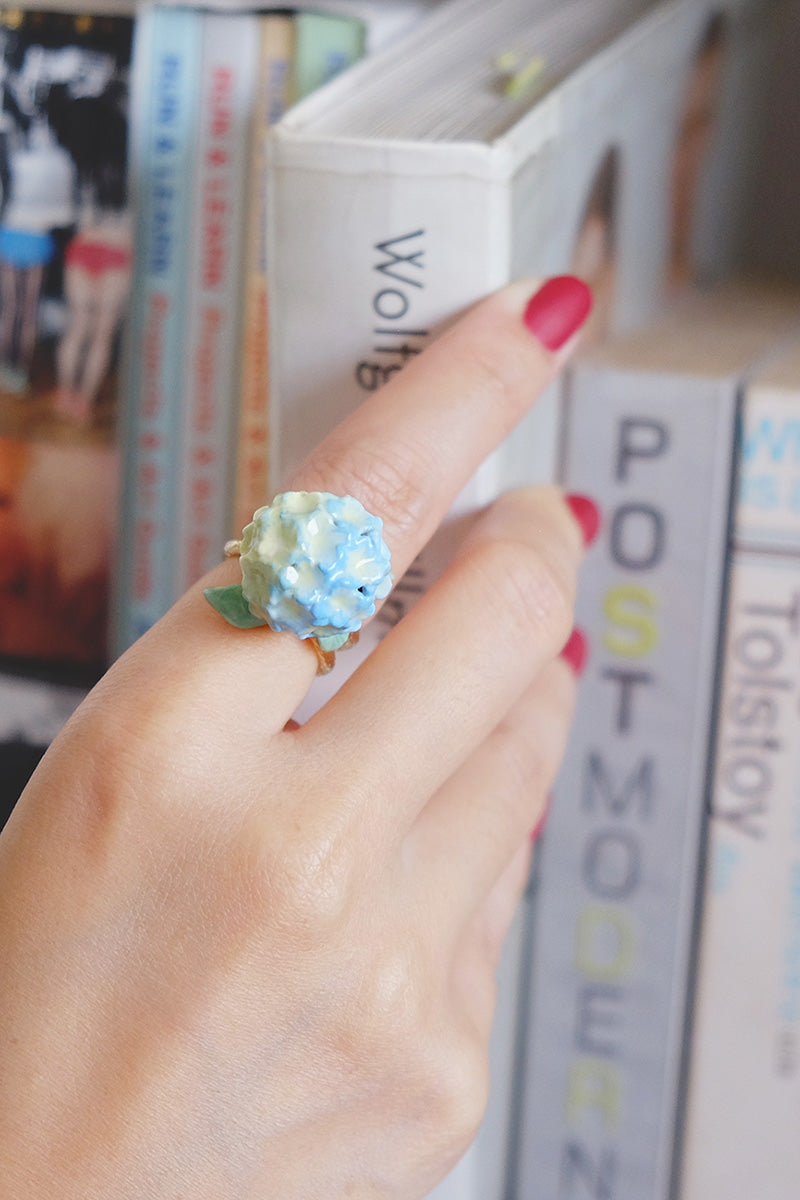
[0,277,593,1199]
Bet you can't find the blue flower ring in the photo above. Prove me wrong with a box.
[204,491,393,674]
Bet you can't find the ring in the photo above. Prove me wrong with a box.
[204,491,393,675]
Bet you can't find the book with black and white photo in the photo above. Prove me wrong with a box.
[0,7,134,678]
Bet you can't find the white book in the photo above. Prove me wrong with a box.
[514,284,800,1200]
[679,338,800,1200]
[268,0,770,488]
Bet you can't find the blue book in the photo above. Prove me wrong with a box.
[114,6,203,655]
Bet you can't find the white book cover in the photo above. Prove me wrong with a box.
[173,11,260,596]
[679,339,800,1200]
[514,285,800,1200]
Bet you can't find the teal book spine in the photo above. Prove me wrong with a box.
[293,11,367,101]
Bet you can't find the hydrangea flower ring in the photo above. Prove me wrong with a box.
[204,492,393,674]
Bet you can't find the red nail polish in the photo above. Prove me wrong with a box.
[530,793,552,844]
[560,627,588,676]
[565,493,601,546]
[523,276,593,351]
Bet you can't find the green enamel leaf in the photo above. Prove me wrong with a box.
[316,632,352,652]
[204,585,267,629]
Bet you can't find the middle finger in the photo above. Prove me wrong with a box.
[300,486,586,837]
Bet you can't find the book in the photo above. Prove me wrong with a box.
[308,0,440,53]
[173,9,260,596]
[232,12,296,539]
[0,6,134,674]
[267,0,771,489]
[678,337,800,1200]
[293,9,367,101]
[114,3,203,654]
[512,283,800,1200]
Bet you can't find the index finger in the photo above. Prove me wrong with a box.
[286,274,592,582]
[106,276,592,736]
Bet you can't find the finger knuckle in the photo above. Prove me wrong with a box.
[421,1037,490,1156]
[353,934,432,1051]
[302,433,432,542]
[254,823,355,942]
[481,536,575,650]
[466,335,537,414]
[493,716,553,810]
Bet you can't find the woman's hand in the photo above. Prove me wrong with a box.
[0,277,593,1199]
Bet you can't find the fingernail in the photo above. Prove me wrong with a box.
[565,493,601,546]
[523,276,593,351]
[559,627,588,676]
[530,793,552,844]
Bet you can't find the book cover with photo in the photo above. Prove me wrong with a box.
[0,7,133,678]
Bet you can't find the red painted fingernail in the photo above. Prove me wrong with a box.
[560,627,588,676]
[530,793,552,844]
[523,276,593,351]
[565,493,601,546]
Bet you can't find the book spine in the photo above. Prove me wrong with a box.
[267,140,527,707]
[292,11,367,101]
[679,374,800,1199]
[173,10,260,596]
[114,5,202,653]
[231,12,296,538]
[513,364,738,1200]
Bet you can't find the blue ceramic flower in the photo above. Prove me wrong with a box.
[205,492,392,644]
